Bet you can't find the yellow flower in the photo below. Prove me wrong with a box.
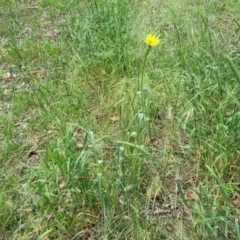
[145,34,159,47]
[143,1,147,4]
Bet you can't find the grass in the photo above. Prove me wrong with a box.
[1,0,240,239]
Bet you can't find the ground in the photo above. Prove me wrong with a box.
[0,0,240,239]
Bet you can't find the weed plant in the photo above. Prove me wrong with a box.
[1,0,240,239]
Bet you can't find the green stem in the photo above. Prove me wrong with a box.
[139,46,151,114]
[140,46,151,91]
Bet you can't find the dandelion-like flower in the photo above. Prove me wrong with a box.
[145,34,159,47]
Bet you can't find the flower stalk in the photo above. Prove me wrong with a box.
[138,34,159,113]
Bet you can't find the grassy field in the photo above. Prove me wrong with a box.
[1,0,240,239]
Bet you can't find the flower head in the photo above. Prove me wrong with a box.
[145,34,159,47]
